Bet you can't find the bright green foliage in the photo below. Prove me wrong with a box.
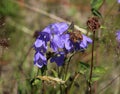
[0,0,19,16]
[31,78,41,86]
[91,0,104,17]
[91,0,104,10]
[93,66,106,74]
[79,62,106,82]
[91,8,102,18]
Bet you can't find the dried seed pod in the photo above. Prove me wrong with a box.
[33,30,40,39]
[46,52,54,60]
[0,38,9,47]
[86,17,100,32]
[69,30,83,43]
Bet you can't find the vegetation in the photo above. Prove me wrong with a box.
[0,0,120,94]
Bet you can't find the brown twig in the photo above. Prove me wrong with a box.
[89,31,95,94]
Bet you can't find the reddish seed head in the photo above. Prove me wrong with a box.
[86,17,100,32]
[0,38,9,47]
[69,30,83,43]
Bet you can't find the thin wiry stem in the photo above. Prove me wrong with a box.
[65,52,75,80]
[89,31,95,94]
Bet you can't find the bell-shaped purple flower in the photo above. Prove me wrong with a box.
[80,34,92,49]
[42,22,69,35]
[50,34,73,52]
[34,32,50,53]
[34,52,47,68]
[72,34,92,51]
[50,52,65,66]
[61,34,73,51]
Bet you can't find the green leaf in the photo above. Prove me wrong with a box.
[91,8,102,18]
[65,73,71,81]
[31,78,41,86]
[41,65,47,75]
[93,66,106,74]
[79,62,90,74]
[100,25,106,29]
[91,0,104,10]
[51,69,58,77]
[0,0,19,16]
[91,75,101,82]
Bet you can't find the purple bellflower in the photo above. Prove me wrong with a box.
[50,52,65,66]
[72,34,92,51]
[34,52,47,68]
[80,34,93,49]
[33,22,92,68]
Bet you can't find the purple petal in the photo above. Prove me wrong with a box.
[116,30,120,42]
[80,34,92,48]
[51,22,69,35]
[34,52,47,68]
[34,39,43,48]
[42,25,51,34]
[35,61,43,68]
[82,34,92,44]
[50,52,65,66]
[34,52,40,62]
[50,41,58,52]
[53,35,64,48]
[80,39,87,48]
[39,32,50,42]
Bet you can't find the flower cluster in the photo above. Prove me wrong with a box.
[33,22,92,68]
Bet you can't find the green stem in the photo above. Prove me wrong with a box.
[69,73,79,93]
[65,52,75,80]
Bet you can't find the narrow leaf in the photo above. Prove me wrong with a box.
[91,8,102,18]
[91,0,104,10]
[93,66,106,74]
[79,62,90,74]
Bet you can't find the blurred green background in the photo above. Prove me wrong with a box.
[0,0,120,94]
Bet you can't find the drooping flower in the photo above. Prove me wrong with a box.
[72,34,92,51]
[34,32,50,53]
[50,52,65,66]
[34,52,47,68]
[80,34,93,49]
